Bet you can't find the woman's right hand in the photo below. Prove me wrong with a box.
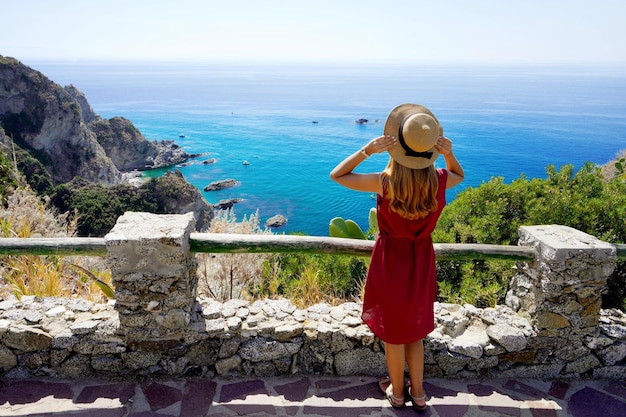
[435,136,453,156]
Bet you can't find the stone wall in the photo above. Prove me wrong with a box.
[0,296,624,381]
[0,214,624,380]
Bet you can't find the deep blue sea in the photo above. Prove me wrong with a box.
[31,61,626,236]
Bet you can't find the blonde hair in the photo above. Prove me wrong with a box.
[381,158,438,220]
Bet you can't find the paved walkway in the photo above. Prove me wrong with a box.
[1,376,624,417]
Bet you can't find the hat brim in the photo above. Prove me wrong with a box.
[384,104,442,169]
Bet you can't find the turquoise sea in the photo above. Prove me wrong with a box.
[31,61,626,236]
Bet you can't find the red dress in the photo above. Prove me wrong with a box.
[361,168,448,344]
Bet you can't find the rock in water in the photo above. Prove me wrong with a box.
[214,198,243,210]
[204,179,239,191]
[265,214,287,228]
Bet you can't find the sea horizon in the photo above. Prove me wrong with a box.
[28,60,626,236]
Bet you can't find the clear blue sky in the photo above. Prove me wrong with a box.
[2,0,625,65]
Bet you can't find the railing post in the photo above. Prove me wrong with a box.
[104,212,198,344]
[506,225,617,348]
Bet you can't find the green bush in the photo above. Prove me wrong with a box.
[15,149,53,195]
[0,151,20,205]
[49,180,157,236]
[434,163,626,310]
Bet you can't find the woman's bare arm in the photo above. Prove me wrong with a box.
[329,135,397,194]
[435,136,464,189]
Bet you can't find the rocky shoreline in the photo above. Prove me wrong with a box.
[0,55,215,233]
[0,56,197,186]
[0,55,295,233]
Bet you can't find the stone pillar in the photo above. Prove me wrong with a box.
[105,212,198,343]
[506,225,616,349]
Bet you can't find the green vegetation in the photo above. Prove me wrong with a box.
[329,208,378,240]
[0,132,56,196]
[433,163,625,310]
[0,149,20,205]
[197,211,368,307]
[50,181,155,236]
[48,170,197,236]
[615,157,625,177]
[253,251,368,308]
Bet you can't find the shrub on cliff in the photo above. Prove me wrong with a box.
[0,131,54,196]
[0,150,19,205]
[48,170,212,236]
[50,180,156,236]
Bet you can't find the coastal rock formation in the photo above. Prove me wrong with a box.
[65,84,99,124]
[0,55,195,184]
[0,56,213,232]
[0,55,120,185]
[204,178,239,191]
[89,117,193,171]
[153,170,214,231]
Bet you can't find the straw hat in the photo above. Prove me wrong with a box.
[384,103,442,169]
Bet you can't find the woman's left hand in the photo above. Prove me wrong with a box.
[435,136,453,156]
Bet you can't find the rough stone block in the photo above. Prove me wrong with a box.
[564,354,601,374]
[536,311,570,329]
[487,323,527,352]
[334,348,386,376]
[3,325,52,352]
[597,341,626,366]
[519,225,616,263]
[448,324,489,359]
[0,345,17,371]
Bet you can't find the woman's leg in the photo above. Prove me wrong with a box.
[384,342,406,400]
[405,339,426,402]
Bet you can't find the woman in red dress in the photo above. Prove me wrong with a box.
[330,103,464,411]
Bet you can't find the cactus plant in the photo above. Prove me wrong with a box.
[329,208,378,240]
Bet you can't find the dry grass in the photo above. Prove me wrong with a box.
[286,264,332,308]
[196,209,272,301]
[0,186,358,307]
[0,187,113,302]
[601,149,626,180]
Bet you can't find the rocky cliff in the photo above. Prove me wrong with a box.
[0,56,120,185]
[0,55,195,184]
[65,84,99,124]
[89,117,191,171]
[0,56,213,232]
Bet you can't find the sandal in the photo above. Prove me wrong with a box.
[378,377,405,408]
[408,386,428,411]
[379,376,412,400]
[386,384,406,408]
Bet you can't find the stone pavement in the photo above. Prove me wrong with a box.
[0,376,624,417]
